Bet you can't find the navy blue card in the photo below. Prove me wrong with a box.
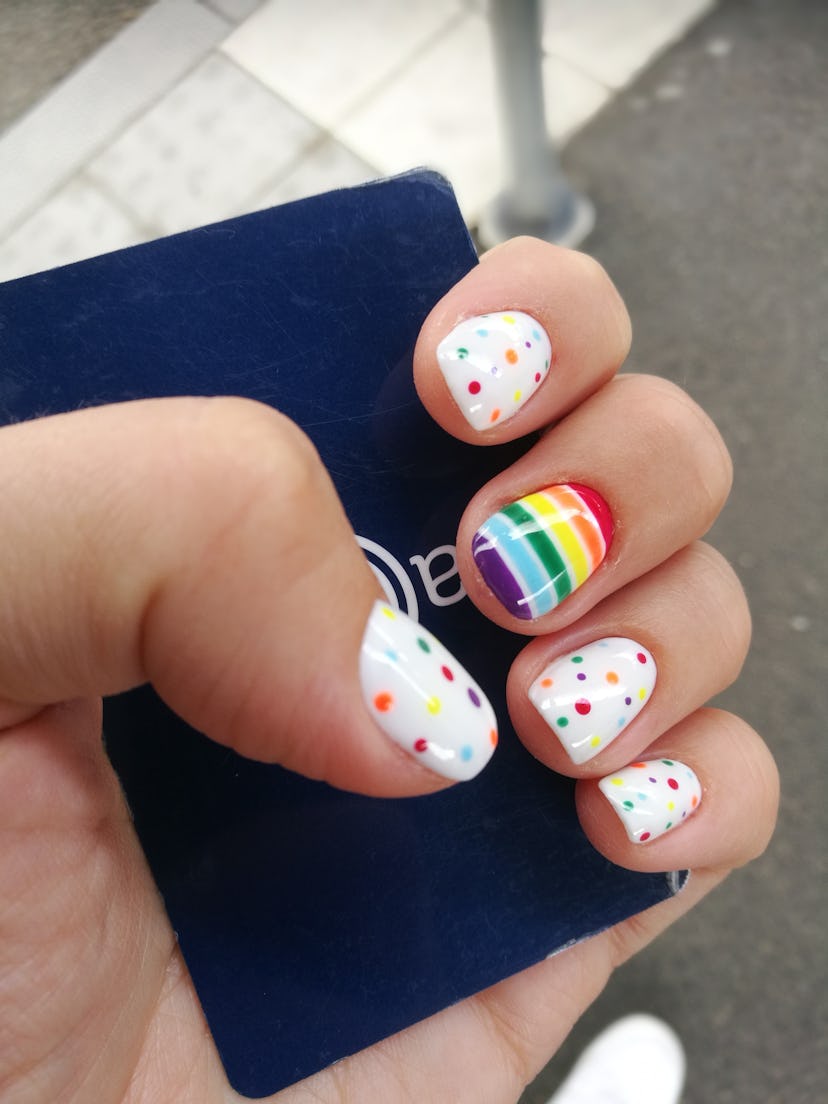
[0,171,684,1097]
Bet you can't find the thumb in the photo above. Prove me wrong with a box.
[0,397,496,795]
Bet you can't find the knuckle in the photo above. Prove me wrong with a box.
[620,375,733,511]
[179,396,326,530]
[688,543,752,675]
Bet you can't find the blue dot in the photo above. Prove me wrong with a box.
[532,329,541,341]
[476,328,489,337]
[460,745,473,762]
[385,648,399,662]
[617,717,626,727]
[637,792,647,800]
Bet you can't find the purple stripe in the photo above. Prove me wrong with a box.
[472,532,532,619]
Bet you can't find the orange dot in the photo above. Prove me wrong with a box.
[691,794,699,807]
[505,348,518,365]
[489,728,498,747]
[373,691,393,712]
[489,407,501,423]
[606,671,619,684]
[541,677,553,688]
[631,762,647,769]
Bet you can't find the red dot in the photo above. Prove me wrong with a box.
[441,665,454,681]
[637,652,648,664]
[468,380,481,395]
[534,371,541,382]
[640,831,651,841]
[414,738,428,753]
[574,698,591,715]
[667,777,679,790]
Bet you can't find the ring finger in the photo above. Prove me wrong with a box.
[507,542,751,774]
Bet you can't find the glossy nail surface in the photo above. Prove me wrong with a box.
[598,759,702,843]
[529,638,656,764]
[472,483,613,620]
[436,310,552,430]
[360,601,498,781]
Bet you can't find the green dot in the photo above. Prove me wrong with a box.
[571,655,584,663]
[661,758,674,766]
[417,637,431,653]
[666,822,673,829]
[457,346,469,358]
[556,716,569,728]
[623,800,635,810]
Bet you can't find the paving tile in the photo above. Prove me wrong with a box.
[0,0,228,239]
[222,0,464,128]
[0,175,147,284]
[338,10,608,221]
[200,0,264,21]
[88,53,322,235]
[252,138,379,209]
[543,0,715,89]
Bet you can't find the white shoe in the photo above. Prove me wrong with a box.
[544,1013,686,1104]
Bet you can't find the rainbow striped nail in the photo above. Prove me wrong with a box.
[472,483,613,620]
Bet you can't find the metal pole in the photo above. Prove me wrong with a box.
[478,0,595,248]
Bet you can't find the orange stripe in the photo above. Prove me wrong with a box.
[543,484,606,568]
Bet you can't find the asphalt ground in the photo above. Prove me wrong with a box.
[1,1,825,1102]
[524,1,827,1101]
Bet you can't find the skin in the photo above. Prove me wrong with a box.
[0,239,778,1103]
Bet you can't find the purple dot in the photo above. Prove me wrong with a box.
[625,696,632,706]
[577,672,586,681]
[525,340,532,348]
[468,687,481,708]
[649,777,657,783]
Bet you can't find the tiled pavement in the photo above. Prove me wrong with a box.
[0,0,714,282]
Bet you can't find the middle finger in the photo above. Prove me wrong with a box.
[458,373,733,632]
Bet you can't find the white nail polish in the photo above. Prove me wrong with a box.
[436,310,552,431]
[360,601,498,782]
[598,759,702,843]
[528,638,656,764]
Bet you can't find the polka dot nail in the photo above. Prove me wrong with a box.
[360,601,498,782]
[436,311,552,430]
[528,638,656,764]
[598,759,702,843]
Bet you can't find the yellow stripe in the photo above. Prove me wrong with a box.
[522,491,590,586]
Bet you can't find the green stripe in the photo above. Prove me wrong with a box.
[501,501,572,602]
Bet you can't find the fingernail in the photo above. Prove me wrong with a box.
[360,601,498,782]
[529,638,656,764]
[436,310,552,430]
[598,759,702,843]
[472,483,613,620]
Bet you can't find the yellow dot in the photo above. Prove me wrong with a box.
[590,735,601,748]
[610,777,623,787]
[639,687,647,700]
[426,696,441,715]
[513,389,522,402]
[381,606,396,619]
[502,314,515,324]
[667,801,675,811]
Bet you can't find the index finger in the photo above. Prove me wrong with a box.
[413,237,632,444]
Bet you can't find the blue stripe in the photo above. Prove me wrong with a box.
[480,511,555,616]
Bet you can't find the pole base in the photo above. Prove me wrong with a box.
[477,188,595,251]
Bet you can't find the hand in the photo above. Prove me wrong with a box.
[0,238,777,1103]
